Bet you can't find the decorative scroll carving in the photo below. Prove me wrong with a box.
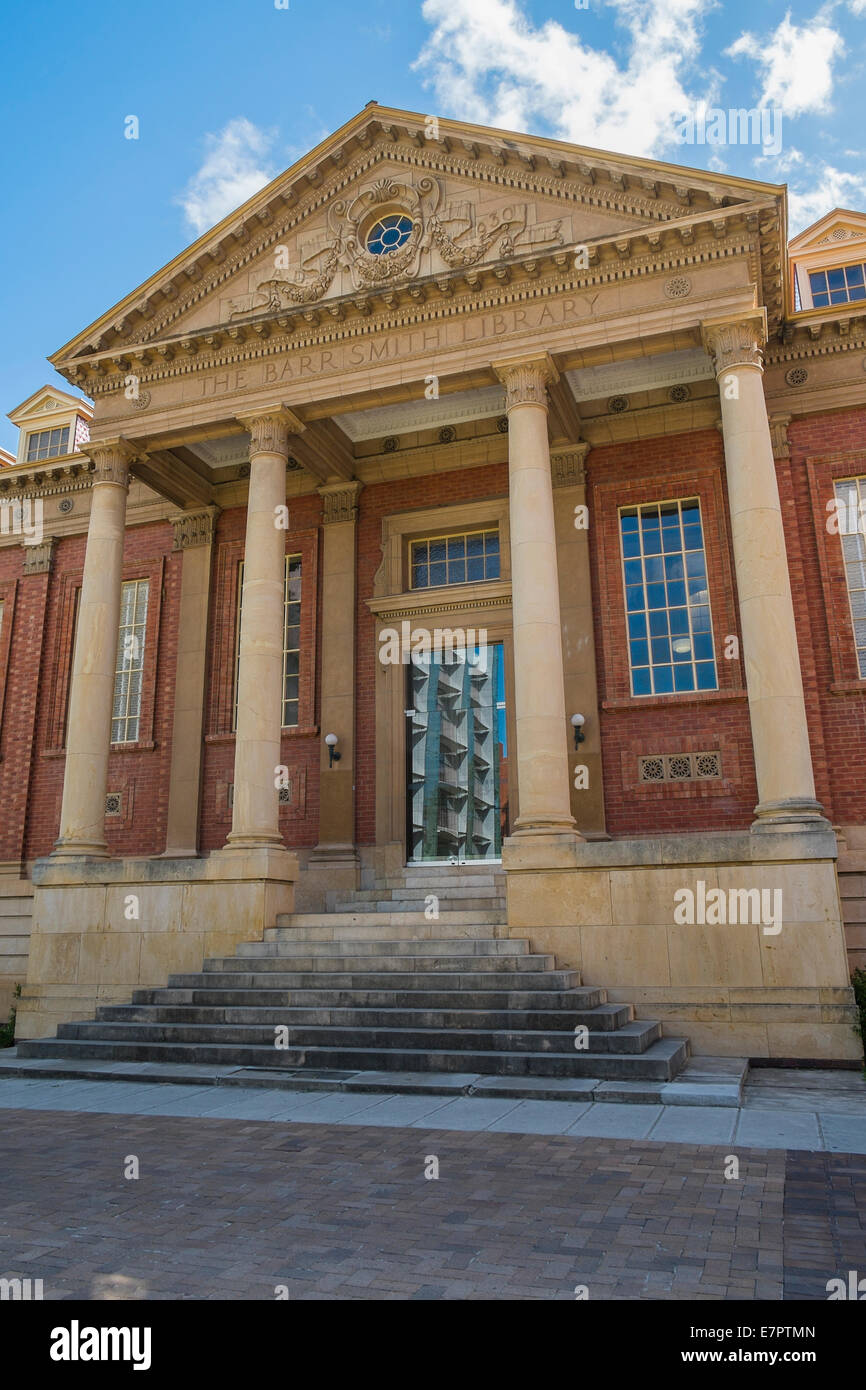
[239,407,305,457]
[551,444,590,488]
[225,173,568,321]
[21,538,55,575]
[319,480,363,526]
[701,316,766,376]
[172,507,219,551]
[494,357,558,410]
[83,438,137,487]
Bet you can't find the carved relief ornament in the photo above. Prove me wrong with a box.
[172,507,220,551]
[494,357,559,410]
[239,408,305,458]
[319,481,363,526]
[701,314,767,377]
[83,438,138,487]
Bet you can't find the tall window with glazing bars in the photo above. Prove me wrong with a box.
[619,499,718,696]
[834,476,866,677]
[234,555,302,728]
[111,579,149,743]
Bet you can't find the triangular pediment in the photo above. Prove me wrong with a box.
[52,104,784,369]
[8,384,92,426]
[789,208,866,255]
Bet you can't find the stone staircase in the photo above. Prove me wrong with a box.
[15,864,690,1088]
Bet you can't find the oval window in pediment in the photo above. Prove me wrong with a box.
[366,213,414,257]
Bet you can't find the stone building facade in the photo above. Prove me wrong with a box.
[1,105,865,1063]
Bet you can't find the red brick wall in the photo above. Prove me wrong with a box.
[199,495,324,852]
[786,407,866,825]
[588,428,758,836]
[0,552,50,864]
[6,409,864,860]
[15,521,178,862]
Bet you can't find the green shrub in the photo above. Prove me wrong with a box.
[852,969,866,1060]
[0,983,21,1049]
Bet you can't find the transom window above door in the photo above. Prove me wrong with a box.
[619,499,718,697]
[410,529,501,589]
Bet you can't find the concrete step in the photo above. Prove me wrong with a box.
[209,952,554,973]
[332,885,504,902]
[0,1053,741,1106]
[252,936,527,957]
[266,922,509,942]
[162,968,580,992]
[95,1002,631,1030]
[56,1019,662,1054]
[278,911,506,928]
[325,898,506,914]
[131,985,604,1010]
[15,1035,689,1080]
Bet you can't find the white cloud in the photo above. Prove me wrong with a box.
[177,118,277,236]
[787,162,866,232]
[726,11,843,117]
[414,0,719,159]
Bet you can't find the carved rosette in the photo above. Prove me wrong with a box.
[240,408,305,458]
[702,318,766,377]
[172,507,220,551]
[319,481,363,526]
[494,358,558,411]
[83,438,137,487]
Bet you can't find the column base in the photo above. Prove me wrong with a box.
[503,827,584,871]
[223,832,286,851]
[49,839,111,861]
[751,798,832,834]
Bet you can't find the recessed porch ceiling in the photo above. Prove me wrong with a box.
[565,348,715,402]
[336,386,507,442]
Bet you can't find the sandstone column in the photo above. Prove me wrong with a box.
[703,311,826,831]
[311,481,362,873]
[494,357,580,842]
[163,507,219,856]
[53,440,136,859]
[551,446,607,837]
[225,408,303,851]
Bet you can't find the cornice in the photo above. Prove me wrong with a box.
[57,135,773,374]
[368,579,513,625]
[69,226,763,403]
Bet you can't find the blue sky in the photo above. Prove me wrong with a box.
[1,0,864,452]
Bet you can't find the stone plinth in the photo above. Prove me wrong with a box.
[16,849,297,1040]
[505,827,861,1062]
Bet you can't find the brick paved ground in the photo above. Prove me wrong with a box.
[2,1106,862,1300]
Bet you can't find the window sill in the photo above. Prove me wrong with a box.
[830,679,866,694]
[206,726,319,745]
[43,740,157,758]
[602,688,748,712]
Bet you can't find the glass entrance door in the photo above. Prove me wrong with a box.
[406,642,509,862]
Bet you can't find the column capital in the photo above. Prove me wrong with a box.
[21,537,55,575]
[318,480,363,526]
[551,443,590,489]
[82,437,138,487]
[171,505,220,552]
[493,355,559,410]
[768,414,792,460]
[238,405,305,457]
[701,309,767,377]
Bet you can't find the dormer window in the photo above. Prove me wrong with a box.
[25,426,70,461]
[808,263,866,308]
[366,214,414,257]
